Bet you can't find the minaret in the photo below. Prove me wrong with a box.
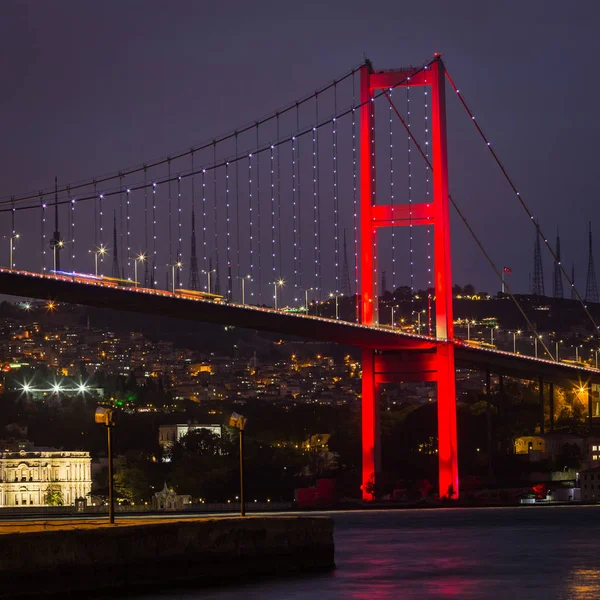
[532,227,545,296]
[188,206,199,290]
[51,176,62,271]
[553,228,563,298]
[112,211,121,278]
[341,229,351,297]
[585,222,599,303]
[571,262,576,300]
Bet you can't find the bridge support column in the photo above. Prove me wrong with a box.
[539,377,545,435]
[361,349,380,500]
[588,387,593,435]
[549,383,555,432]
[436,344,458,498]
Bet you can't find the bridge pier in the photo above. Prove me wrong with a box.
[539,377,545,435]
[549,383,555,432]
[360,345,458,501]
[588,387,593,434]
[361,349,381,499]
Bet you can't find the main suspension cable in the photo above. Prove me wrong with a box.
[383,89,556,360]
[444,64,600,335]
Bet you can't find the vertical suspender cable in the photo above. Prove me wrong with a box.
[292,135,298,297]
[424,69,433,336]
[126,186,131,279]
[407,86,415,327]
[119,173,124,279]
[168,160,173,275]
[213,142,219,293]
[316,92,322,299]
[70,187,76,270]
[152,181,157,287]
[255,125,262,302]
[40,194,46,272]
[389,89,395,295]
[352,74,359,321]
[312,122,319,295]
[333,83,340,294]
[248,154,254,297]
[235,133,241,281]
[270,145,276,285]
[296,103,302,292]
[225,161,232,298]
[202,169,207,281]
[276,114,283,277]
[94,180,98,249]
[177,175,182,287]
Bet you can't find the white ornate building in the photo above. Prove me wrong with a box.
[0,447,92,507]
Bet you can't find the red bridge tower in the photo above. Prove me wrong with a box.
[359,56,458,500]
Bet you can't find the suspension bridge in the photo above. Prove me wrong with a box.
[1,55,599,500]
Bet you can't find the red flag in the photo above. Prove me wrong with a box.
[503,266,512,274]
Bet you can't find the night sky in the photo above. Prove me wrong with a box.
[1,1,600,302]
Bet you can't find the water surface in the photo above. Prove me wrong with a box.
[134,506,600,599]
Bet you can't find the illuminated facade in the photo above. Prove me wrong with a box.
[0,447,91,507]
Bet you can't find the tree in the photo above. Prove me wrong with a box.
[112,456,152,504]
[44,486,64,506]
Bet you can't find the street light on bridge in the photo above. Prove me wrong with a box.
[169,261,183,293]
[8,233,20,269]
[273,278,285,310]
[134,252,146,287]
[238,274,251,305]
[202,268,216,295]
[90,245,108,277]
[490,325,499,346]
[513,330,522,354]
[50,239,65,272]
[302,287,318,314]
[329,292,340,320]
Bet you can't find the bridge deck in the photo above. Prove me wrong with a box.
[2,269,599,386]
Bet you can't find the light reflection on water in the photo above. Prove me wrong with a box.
[134,506,600,600]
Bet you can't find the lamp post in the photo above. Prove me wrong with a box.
[513,330,521,353]
[229,412,247,517]
[273,278,285,310]
[9,233,20,269]
[90,245,108,277]
[51,239,64,272]
[303,287,318,314]
[134,253,146,287]
[238,274,251,305]
[491,325,499,346]
[202,269,215,294]
[94,407,117,524]
[556,339,562,362]
[417,310,426,333]
[576,345,582,363]
[170,261,183,293]
[329,293,340,320]
[534,334,543,359]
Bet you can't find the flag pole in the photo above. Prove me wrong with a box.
[502,269,505,294]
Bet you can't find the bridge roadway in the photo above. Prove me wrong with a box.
[2,268,599,387]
